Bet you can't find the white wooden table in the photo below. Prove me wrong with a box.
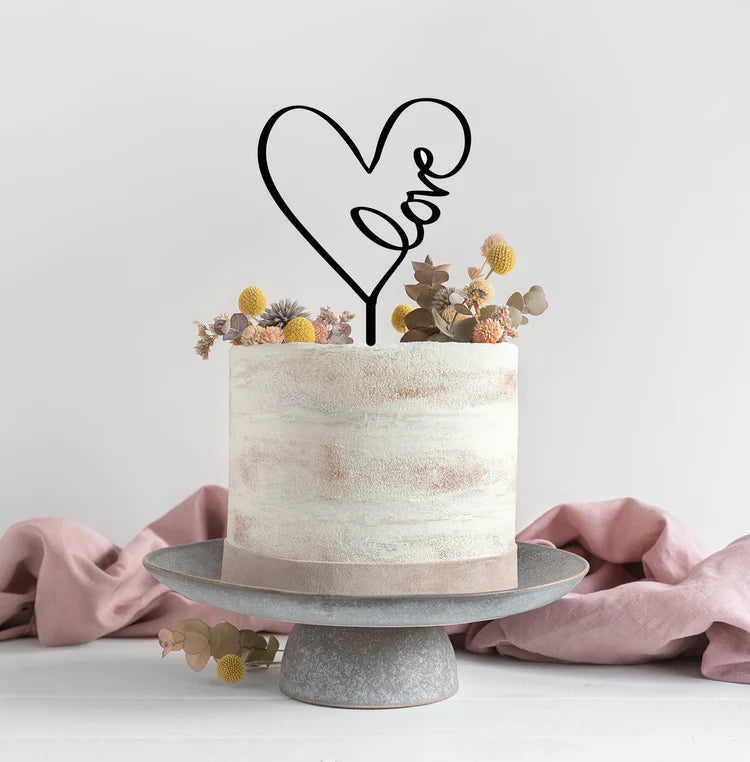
[1,637,748,761]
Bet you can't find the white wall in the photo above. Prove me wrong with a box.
[1,0,748,551]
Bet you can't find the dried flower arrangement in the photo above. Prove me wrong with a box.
[391,233,548,344]
[194,285,356,360]
[158,619,280,684]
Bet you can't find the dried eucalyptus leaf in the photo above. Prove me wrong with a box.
[523,289,548,316]
[432,264,451,273]
[405,308,434,330]
[239,629,266,649]
[210,622,241,659]
[405,283,429,302]
[415,269,436,285]
[451,317,477,342]
[508,305,524,328]
[529,285,545,293]
[424,254,433,265]
[244,647,272,663]
[177,619,210,638]
[430,270,450,286]
[427,331,452,342]
[182,630,209,655]
[401,329,428,342]
[521,315,529,325]
[453,303,473,316]
[184,649,210,672]
[230,313,249,332]
[506,292,524,311]
[480,304,499,320]
[416,290,437,310]
[266,635,280,661]
[411,261,432,274]
[449,290,468,305]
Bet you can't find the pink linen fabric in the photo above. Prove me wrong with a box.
[1,487,748,684]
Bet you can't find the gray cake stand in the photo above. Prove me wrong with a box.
[143,540,588,709]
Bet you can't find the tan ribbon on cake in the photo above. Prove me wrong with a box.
[221,541,518,596]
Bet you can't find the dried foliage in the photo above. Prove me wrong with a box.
[397,234,548,344]
[158,620,280,683]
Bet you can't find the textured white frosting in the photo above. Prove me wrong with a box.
[227,342,518,567]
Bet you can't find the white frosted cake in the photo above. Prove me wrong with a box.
[221,342,519,595]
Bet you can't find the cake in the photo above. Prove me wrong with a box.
[221,342,519,595]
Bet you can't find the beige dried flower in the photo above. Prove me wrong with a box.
[316,305,338,329]
[431,286,467,323]
[312,320,329,344]
[240,325,263,346]
[481,233,509,257]
[464,279,494,310]
[194,322,217,360]
[259,326,284,344]
[491,304,518,340]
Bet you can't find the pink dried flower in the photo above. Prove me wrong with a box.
[312,320,329,344]
[259,326,284,344]
[316,306,338,329]
[473,319,502,344]
[480,233,508,257]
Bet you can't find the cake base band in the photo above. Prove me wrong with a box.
[221,541,518,596]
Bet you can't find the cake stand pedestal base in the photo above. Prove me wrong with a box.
[280,624,457,708]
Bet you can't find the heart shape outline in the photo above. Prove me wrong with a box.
[257,98,471,345]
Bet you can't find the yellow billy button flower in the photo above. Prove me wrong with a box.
[284,317,316,343]
[391,304,413,334]
[485,243,517,275]
[217,653,246,684]
[238,286,267,317]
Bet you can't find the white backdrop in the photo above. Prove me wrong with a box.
[1,1,748,551]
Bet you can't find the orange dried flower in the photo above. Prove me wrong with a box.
[259,326,284,344]
[473,319,502,344]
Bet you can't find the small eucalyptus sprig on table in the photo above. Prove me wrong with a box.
[391,233,548,345]
[158,619,280,684]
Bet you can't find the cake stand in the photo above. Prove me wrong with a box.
[143,540,588,709]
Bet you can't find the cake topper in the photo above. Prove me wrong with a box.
[257,98,472,345]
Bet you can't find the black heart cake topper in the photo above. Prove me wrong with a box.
[257,98,471,345]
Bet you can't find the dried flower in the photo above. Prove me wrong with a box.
[194,322,217,360]
[259,326,284,344]
[316,306,338,329]
[485,242,516,275]
[481,233,509,257]
[312,320,329,344]
[339,311,355,323]
[217,653,246,684]
[259,298,310,328]
[240,324,263,346]
[491,304,518,340]
[284,316,316,343]
[464,279,494,310]
[473,319,503,344]
[391,304,413,334]
[329,322,353,344]
[158,628,184,658]
[212,314,229,335]
[238,286,267,317]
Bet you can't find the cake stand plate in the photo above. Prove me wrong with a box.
[143,540,588,709]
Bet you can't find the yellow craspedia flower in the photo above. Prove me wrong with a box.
[391,304,413,334]
[217,653,245,684]
[485,243,516,275]
[238,286,267,317]
[284,316,316,343]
